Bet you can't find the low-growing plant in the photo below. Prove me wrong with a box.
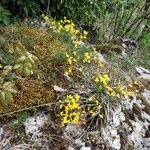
[44,16,88,48]
[12,112,30,132]
[0,77,16,106]
[13,43,38,77]
[59,95,84,126]
[41,16,143,128]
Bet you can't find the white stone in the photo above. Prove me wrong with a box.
[54,85,66,92]
[142,89,150,104]
[110,130,117,137]
[0,128,3,141]
[128,118,149,150]
[80,146,91,150]
[68,146,74,150]
[136,67,150,80]
[112,138,121,150]
[95,52,107,63]
[24,113,48,140]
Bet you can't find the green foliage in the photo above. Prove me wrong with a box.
[0,77,16,106]
[0,0,42,24]
[51,51,66,66]
[0,5,11,25]
[48,0,104,24]
[140,33,150,49]
[13,43,38,77]
[92,0,149,44]
[12,112,29,132]
[16,0,38,17]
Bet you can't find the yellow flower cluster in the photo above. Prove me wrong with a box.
[66,52,77,65]
[64,67,73,76]
[59,95,82,126]
[43,16,88,48]
[95,74,110,87]
[95,74,135,99]
[64,52,77,76]
[64,50,93,76]
[87,96,103,118]
[117,85,133,99]
[83,52,91,63]
[128,80,140,93]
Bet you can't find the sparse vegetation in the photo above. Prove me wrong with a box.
[0,1,149,149]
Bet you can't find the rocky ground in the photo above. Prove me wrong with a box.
[0,59,150,150]
[0,19,149,150]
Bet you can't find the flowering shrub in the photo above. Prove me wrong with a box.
[95,74,136,100]
[43,16,88,48]
[0,16,142,127]
[87,95,103,118]
[43,16,142,127]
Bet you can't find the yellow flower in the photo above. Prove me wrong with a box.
[118,85,126,95]
[75,30,79,35]
[98,63,105,68]
[64,16,67,20]
[127,92,134,97]
[73,51,77,56]
[59,95,82,126]
[0,64,3,69]
[83,52,91,63]
[103,74,110,83]
[73,115,79,124]
[135,89,140,93]
[64,71,69,76]
[88,96,95,101]
[77,40,83,46]
[128,84,133,88]
[43,16,49,22]
[65,52,70,58]
[110,91,116,97]
[92,47,97,53]
[75,95,80,101]
[95,77,99,83]
[68,67,72,74]
[98,74,110,86]
[90,110,96,117]
[83,30,88,36]
[67,57,73,65]
[93,56,97,61]
[71,36,76,40]
[133,80,139,85]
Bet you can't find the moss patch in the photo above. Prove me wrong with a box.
[0,24,69,115]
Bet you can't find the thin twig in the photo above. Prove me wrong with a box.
[0,102,54,118]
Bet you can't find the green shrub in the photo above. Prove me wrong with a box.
[47,0,104,25]
[0,0,43,22]
[92,0,149,44]
[0,5,11,25]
